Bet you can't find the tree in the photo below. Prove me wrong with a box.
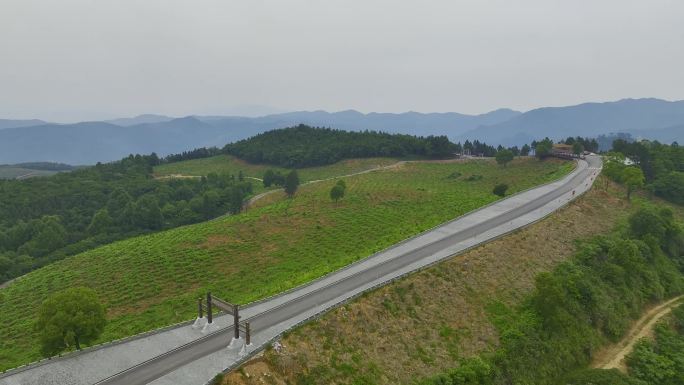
[284,170,300,197]
[572,141,584,156]
[18,216,67,258]
[263,169,275,187]
[493,183,508,197]
[426,135,454,158]
[627,341,677,384]
[535,138,553,159]
[35,287,106,356]
[130,195,164,229]
[520,144,531,156]
[336,179,346,189]
[653,171,684,205]
[603,152,627,181]
[106,188,133,224]
[330,183,345,203]
[495,149,514,167]
[87,209,113,236]
[622,167,645,200]
[628,208,668,241]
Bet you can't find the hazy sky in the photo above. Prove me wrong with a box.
[1,0,684,122]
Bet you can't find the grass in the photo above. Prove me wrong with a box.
[0,158,572,371]
[153,154,400,182]
[230,176,648,385]
[0,166,59,179]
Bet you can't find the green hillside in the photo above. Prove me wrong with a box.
[0,162,74,180]
[0,166,59,179]
[153,154,400,182]
[0,158,572,370]
[222,125,454,168]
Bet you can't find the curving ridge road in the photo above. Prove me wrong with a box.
[0,156,601,385]
[89,156,602,385]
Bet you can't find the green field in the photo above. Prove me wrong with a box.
[154,154,400,182]
[0,158,573,370]
[0,166,59,179]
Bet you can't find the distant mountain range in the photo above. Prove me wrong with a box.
[0,109,520,164]
[0,98,682,165]
[0,119,47,130]
[457,98,684,146]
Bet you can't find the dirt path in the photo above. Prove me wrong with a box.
[154,174,201,180]
[241,160,408,210]
[593,295,684,372]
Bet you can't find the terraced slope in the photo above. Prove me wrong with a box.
[0,158,572,370]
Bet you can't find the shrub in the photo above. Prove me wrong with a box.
[492,184,508,197]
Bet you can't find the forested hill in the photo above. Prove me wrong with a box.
[0,154,252,284]
[223,125,455,168]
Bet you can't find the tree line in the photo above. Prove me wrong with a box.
[157,126,611,173]
[604,140,683,204]
[0,154,252,283]
[223,124,456,168]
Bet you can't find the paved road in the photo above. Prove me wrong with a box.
[93,156,601,385]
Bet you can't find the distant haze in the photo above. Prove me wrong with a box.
[1,0,684,122]
[1,98,683,165]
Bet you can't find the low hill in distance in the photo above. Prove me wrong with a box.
[104,114,175,126]
[223,125,454,168]
[0,162,75,180]
[0,118,242,165]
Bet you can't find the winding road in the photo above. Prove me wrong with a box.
[1,156,602,385]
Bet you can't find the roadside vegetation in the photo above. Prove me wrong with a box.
[604,140,683,205]
[468,206,684,385]
[224,177,622,385]
[222,176,684,385]
[36,287,106,356]
[0,157,571,371]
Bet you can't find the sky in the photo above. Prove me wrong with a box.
[1,0,684,122]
